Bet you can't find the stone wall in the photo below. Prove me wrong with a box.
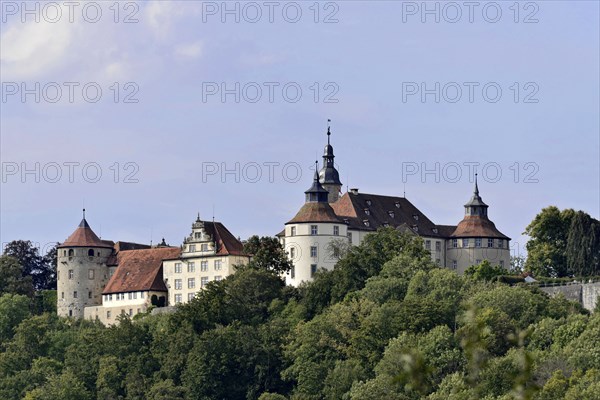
[539,282,600,311]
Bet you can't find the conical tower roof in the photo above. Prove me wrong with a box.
[58,211,113,248]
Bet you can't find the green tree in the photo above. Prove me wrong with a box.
[145,379,186,400]
[242,235,293,274]
[565,211,600,276]
[465,260,507,281]
[0,294,32,345]
[0,255,34,296]
[3,240,55,291]
[23,369,92,400]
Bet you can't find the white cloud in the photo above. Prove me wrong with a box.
[0,20,75,80]
[174,41,204,59]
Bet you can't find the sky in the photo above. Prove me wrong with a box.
[1,0,599,259]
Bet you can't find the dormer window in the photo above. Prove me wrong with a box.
[364,208,370,215]
[363,219,370,227]
[388,211,395,218]
[395,201,400,208]
[201,244,208,252]
[366,200,372,206]
[413,214,419,221]
[343,218,349,224]
[383,223,389,227]
[194,232,201,239]
[412,225,418,232]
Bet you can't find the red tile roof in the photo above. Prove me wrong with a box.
[208,221,247,256]
[286,202,341,224]
[103,247,181,294]
[58,219,114,249]
[451,216,510,239]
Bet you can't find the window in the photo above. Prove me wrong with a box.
[291,266,295,279]
[462,239,469,247]
[366,200,372,206]
[128,292,133,300]
[364,220,370,227]
[174,279,182,290]
[425,240,431,250]
[452,239,458,248]
[73,291,78,298]
[175,294,182,304]
[291,226,296,236]
[290,247,295,259]
[488,238,494,248]
[129,309,133,316]
[188,262,195,273]
[175,263,182,273]
[88,291,92,299]
[61,292,64,299]
[107,311,111,319]
[498,239,504,248]
[395,201,401,208]
[69,310,73,317]
[452,260,457,269]
[195,232,201,239]
[364,208,370,215]
[68,269,74,279]
[137,308,141,314]
[435,241,441,251]
[413,214,419,221]
[133,292,137,299]
[388,211,395,218]
[333,226,339,236]
[88,249,94,257]
[188,293,196,301]
[141,292,144,299]
[88,269,95,279]
[214,276,222,281]
[201,277,209,288]
[311,264,317,277]
[310,246,317,258]
[68,249,74,257]
[63,250,66,256]
[189,244,196,252]
[436,258,441,265]
[108,294,112,301]
[500,260,505,268]
[475,238,482,248]
[348,232,352,242]
[214,260,222,271]
[333,247,340,258]
[432,228,438,234]
[476,259,482,264]
[201,244,208,251]
[188,278,195,289]
[201,261,208,271]
[311,225,318,235]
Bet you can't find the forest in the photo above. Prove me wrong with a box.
[0,207,599,399]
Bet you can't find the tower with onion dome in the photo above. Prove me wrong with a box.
[57,210,113,318]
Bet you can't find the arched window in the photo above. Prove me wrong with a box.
[68,249,74,257]
[88,249,94,257]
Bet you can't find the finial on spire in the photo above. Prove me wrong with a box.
[83,208,86,220]
[314,160,319,180]
[474,173,479,195]
[327,119,331,145]
[196,212,201,222]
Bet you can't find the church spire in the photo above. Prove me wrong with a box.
[319,120,342,202]
[464,173,488,216]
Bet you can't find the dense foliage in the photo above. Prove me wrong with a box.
[525,207,600,277]
[1,228,599,399]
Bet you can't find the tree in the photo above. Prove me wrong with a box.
[0,256,34,296]
[565,211,600,277]
[465,260,506,282]
[2,241,56,291]
[242,235,293,274]
[23,369,92,400]
[0,294,32,345]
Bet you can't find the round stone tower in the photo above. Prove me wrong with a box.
[57,210,113,318]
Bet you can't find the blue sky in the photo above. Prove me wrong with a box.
[1,1,599,258]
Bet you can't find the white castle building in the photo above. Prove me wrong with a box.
[57,124,510,321]
[278,127,510,286]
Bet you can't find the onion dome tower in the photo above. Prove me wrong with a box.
[319,122,343,203]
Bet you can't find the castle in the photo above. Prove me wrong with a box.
[57,125,510,323]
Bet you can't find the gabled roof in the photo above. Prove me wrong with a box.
[206,221,247,256]
[331,192,447,237]
[103,247,181,294]
[58,218,114,249]
[286,202,341,224]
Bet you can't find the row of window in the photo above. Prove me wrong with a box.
[173,276,222,291]
[61,291,92,299]
[174,260,222,273]
[425,240,443,251]
[174,292,200,304]
[290,225,341,236]
[62,249,101,257]
[451,238,506,248]
[288,265,318,280]
[61,269,96,281]
[103,292,145,302]
[187,243,210,252]
[449,259,505,269]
